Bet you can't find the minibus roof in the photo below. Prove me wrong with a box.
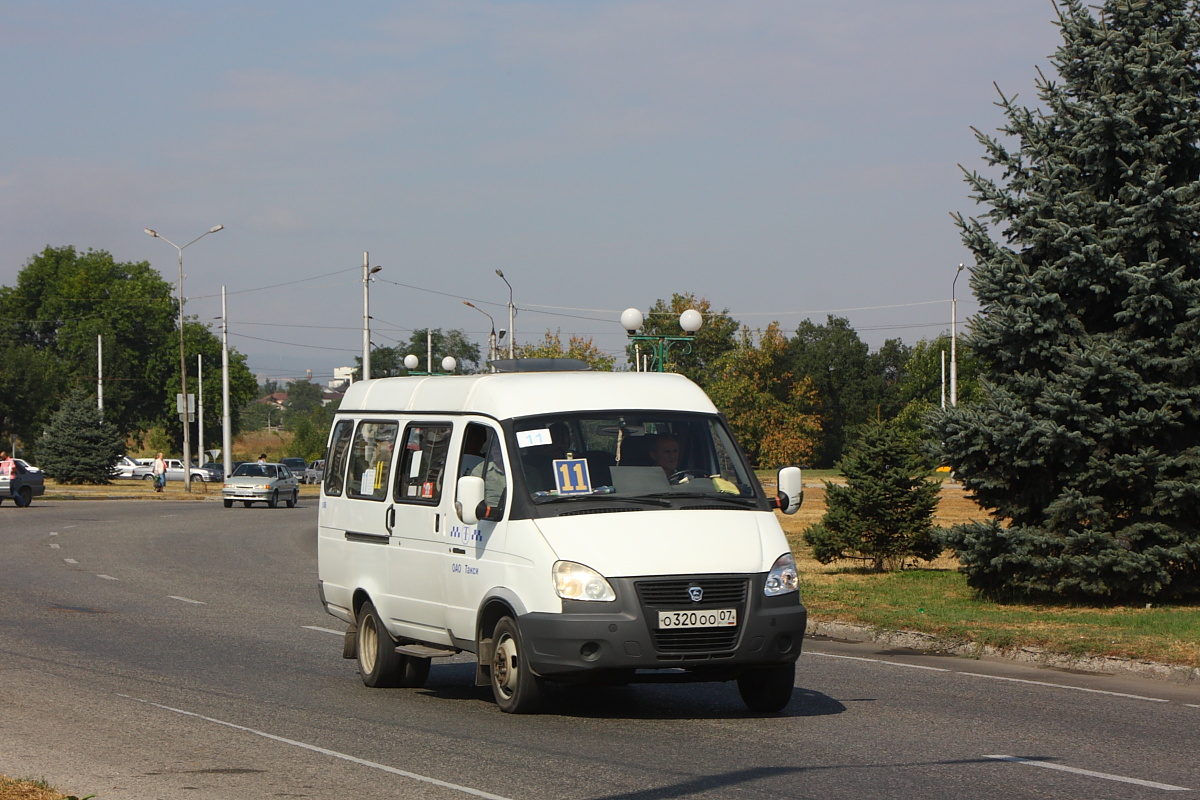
[338,370,717,420]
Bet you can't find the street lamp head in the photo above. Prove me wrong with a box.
[403,354,420,371]
[209,225,224,233]
[369,265,382,275]
[495,269,504,278]
[144,228,158,238]
[679,309,703,334]
[441,356,457,373]
[621,307,644,335]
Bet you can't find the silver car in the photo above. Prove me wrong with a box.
[222,462,300,508]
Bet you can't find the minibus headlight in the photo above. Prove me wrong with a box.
[764,552,800,596]
[553,561,616,602]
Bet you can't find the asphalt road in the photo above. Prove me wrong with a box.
[1,500,1198,800]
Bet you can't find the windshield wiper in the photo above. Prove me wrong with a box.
[677,493,758,508]
[535,493,670,507]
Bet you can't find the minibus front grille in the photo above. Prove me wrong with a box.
[635,576,750,656]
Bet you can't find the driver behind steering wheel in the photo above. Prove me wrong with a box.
[647,433,682,482]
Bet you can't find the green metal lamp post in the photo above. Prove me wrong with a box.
[621,307,703,372]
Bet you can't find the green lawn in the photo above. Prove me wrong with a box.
[800,565,1200,667]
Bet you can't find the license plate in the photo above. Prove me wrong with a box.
[658,608,737,629]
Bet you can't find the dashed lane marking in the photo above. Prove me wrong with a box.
[960,671,1168,703]
[985,755,1190,791]
[167,595,205,605]
[303,626,345,636]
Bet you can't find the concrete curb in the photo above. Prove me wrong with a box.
[807,618,1200,685]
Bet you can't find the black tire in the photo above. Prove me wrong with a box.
[489,615,543,713]
[267,490,278,509]
[17,487,32,507]
[737,663,796,712]
[356,601,405,688]
[243,501,253,508]
[286,490,297,508]
[223,499,233,508]
[143,474,154,481]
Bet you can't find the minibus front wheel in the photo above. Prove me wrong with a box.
[490,616,543,714]
[736,662,796,712]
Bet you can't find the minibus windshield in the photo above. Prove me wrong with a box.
[512,412,758,503]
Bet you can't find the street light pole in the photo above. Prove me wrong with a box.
[362,252,382,380]
[144,224,224,492]
[221,286,232,479]
[495,270,514,358]
[951,262,965,407]
[463,301,498,365]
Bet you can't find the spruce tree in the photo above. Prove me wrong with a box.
[935,0,1200,601]
[38,391,125,484]
[804,420,941,572]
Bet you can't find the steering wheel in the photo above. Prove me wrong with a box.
[668,469,707,485]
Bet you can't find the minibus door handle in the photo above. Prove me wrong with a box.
[385,505,395,534]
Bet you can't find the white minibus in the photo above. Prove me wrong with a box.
[316,362,806,713]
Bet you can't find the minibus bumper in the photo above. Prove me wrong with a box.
[517,574,807,678]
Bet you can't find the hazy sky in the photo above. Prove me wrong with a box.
[1,1,1064,382]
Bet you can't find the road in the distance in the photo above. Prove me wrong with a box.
[1,500,1197,800]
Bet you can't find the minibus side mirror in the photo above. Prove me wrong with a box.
[456,476,485,525]
[775,466,803,515]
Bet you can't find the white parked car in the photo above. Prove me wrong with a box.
[303,459,325,484]
[142,458,211,483]
[112,455,152,479]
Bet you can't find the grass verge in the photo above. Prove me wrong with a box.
[778,482,1200,668]
[0,775,89,800]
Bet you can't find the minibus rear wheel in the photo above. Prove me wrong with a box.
[490,616,543,713]
[736,663,796,712]
[357,601,404,688]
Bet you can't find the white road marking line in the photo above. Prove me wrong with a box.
[63,525,75,529]
[1187,704,1200,709]
[49,543,60,549]
[167,595,205,605]
[303,626,345,636]
[119,695,517,800]
[96,574,118,581]
[960,671,1168,702]
[985,755,1190,791]
[809,651,950,671]
[49,531,58,536]
[62,558,78,564]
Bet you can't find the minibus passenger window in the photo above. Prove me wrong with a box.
[323,420,355,497]
[394,423,452,503]
[346,421,400,501]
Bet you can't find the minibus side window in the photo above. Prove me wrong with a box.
[346,421,400,501]
[393,423,452,504]
[323,420,355,497]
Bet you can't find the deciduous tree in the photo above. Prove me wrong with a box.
[706,324,821,467]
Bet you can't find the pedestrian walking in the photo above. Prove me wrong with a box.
[152,452,167,492]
